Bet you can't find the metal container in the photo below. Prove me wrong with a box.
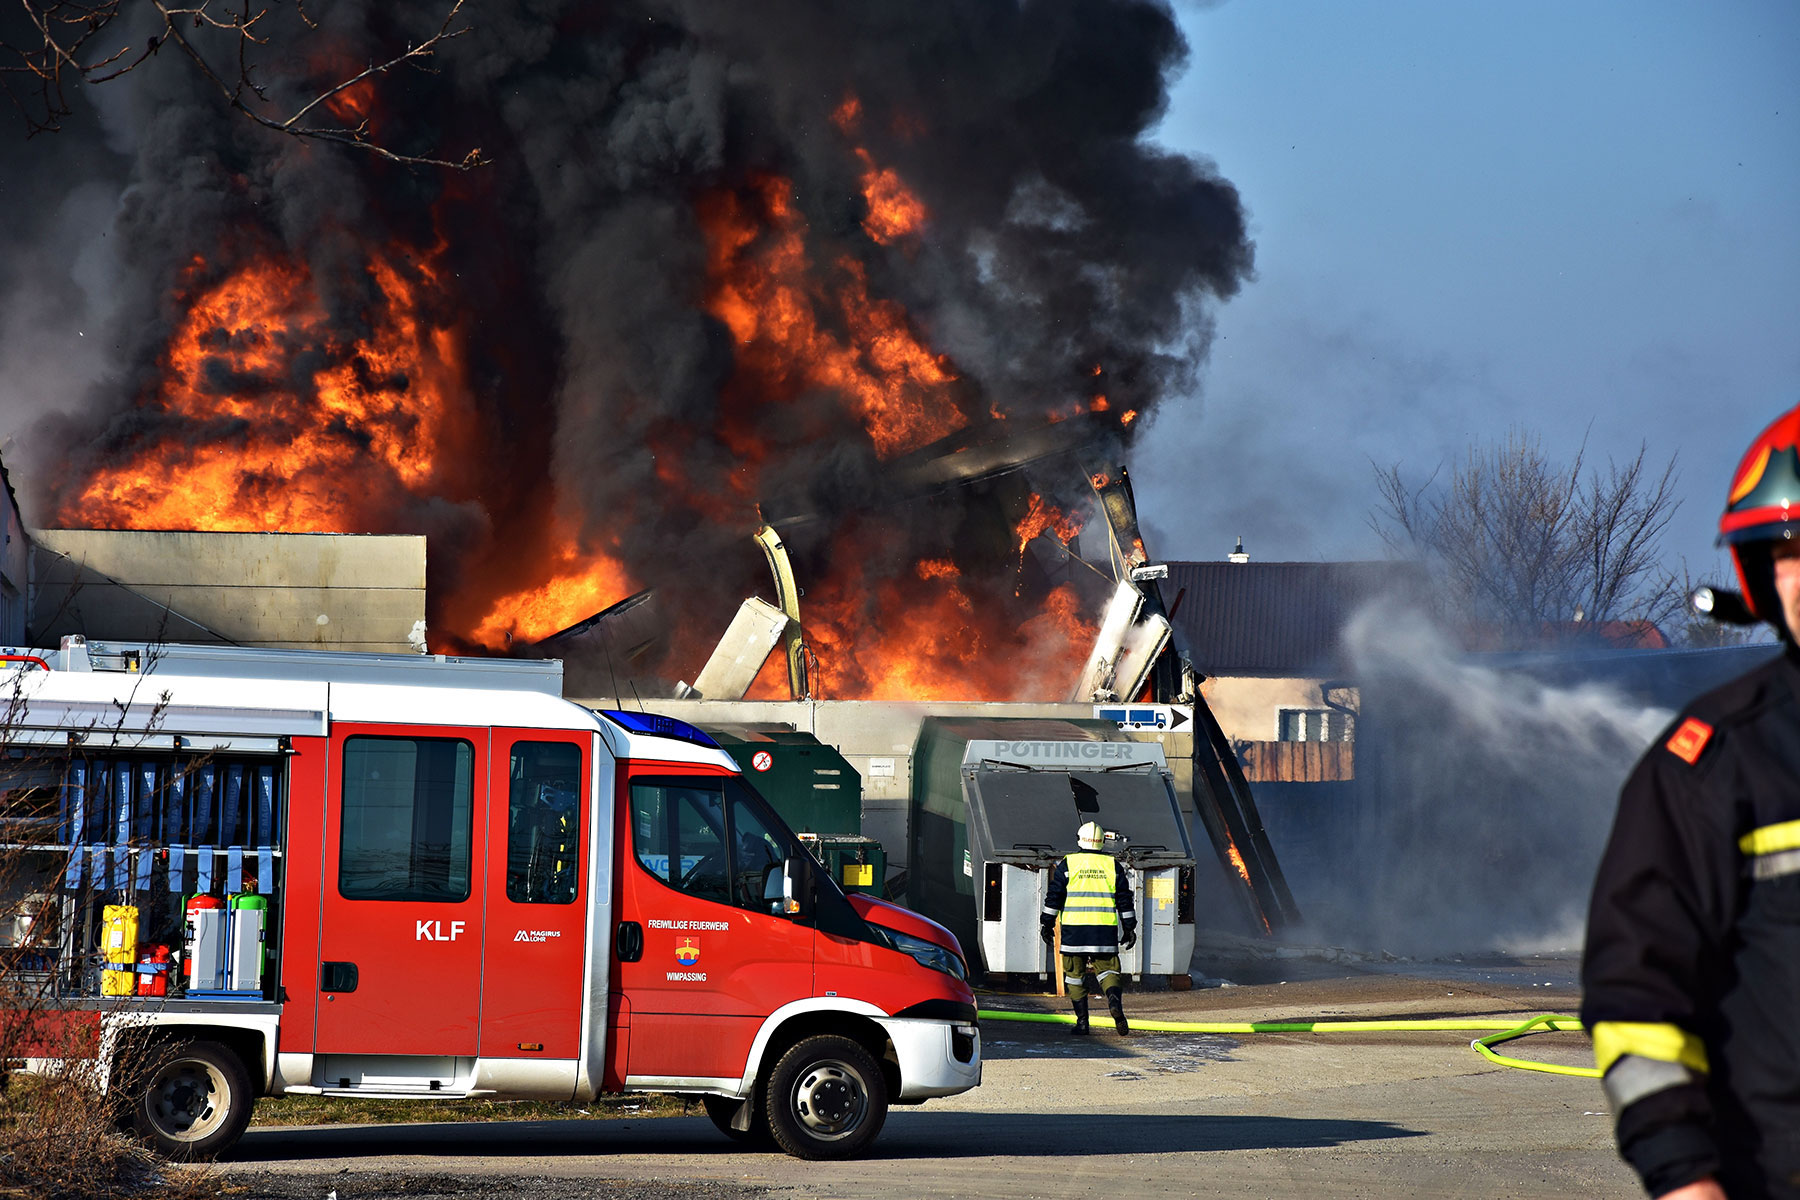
[799,833,888,896]
[909,717,1114,970]
[910,717,1196,982]
[704,726,863,836]
[226,894,267,993]
[183,896,228,991]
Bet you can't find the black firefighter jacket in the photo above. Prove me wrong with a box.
[1581,648,1800,1199]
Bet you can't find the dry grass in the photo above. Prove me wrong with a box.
[0,1074,210,1200]
[0,1070,693,1200]
[251,1091,691,1128]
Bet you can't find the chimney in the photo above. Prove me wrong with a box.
[1228,536,1249,565]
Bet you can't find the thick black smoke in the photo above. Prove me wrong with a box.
[0,0,1252,683]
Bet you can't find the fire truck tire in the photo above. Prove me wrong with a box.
[129,1039,253,1160]
[702,1094,772,1147]
[764,1034,888,1160]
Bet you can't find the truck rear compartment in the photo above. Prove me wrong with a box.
[3,748,285,1007]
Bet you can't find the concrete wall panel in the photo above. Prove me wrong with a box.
[28,530,425,653]
[31,530,425,589]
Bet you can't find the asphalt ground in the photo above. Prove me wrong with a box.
[211,952,1643,1200]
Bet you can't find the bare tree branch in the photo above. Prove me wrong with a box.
[2,0,486,169]
[1370,428,1685,648]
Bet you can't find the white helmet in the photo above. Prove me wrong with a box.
[1077,821,1105,850]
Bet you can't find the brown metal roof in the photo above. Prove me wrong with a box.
[1162,560,1421,676]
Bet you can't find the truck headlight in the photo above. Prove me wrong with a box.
[874,926,967,982]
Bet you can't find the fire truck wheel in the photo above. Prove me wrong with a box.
[130,1039,253,1160]
[764,1035,888,1160]
[702,1095,772,1147]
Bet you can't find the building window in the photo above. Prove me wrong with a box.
[1277,708,1354,743]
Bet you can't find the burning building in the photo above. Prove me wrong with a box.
[1,0,1253,705]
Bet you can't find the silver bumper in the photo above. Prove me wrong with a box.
[878,1016,982,1100]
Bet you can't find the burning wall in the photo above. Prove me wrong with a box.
[1,0,1252,700]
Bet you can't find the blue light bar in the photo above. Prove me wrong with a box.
[599,709,721,749]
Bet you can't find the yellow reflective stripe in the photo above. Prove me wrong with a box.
[1591,1021,1710,1076]
[1061,851,1119,926]
[1739,819,1800,856]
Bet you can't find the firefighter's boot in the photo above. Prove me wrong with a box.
[1069,997,1090,1035]
[1106,987,1129,1035]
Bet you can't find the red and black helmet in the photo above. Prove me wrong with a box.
[1721,404,1800,624]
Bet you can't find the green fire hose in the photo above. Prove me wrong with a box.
[976,1008,1601,1080]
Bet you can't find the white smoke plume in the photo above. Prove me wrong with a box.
[1311,604,1673,955]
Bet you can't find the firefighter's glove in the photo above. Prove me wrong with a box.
[1039,922,1055,945]
[1121,925,1138,951]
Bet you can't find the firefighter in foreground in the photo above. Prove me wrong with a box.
[1582,404,1800,1200]
[1042,821,1137,1035]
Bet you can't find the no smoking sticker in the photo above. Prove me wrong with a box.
[751,750,773,772]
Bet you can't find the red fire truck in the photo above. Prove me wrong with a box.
[0,640,980,1159]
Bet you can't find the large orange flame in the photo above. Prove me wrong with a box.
[61,242,637,652]
[70,251,468,532]
[467,530,637,649]
[759,535,1099,702]
[63,100,1111,696]
[701,176,965,460]
[832,96,928,253]
[855,149,926,244]
[1014,494,1087,564]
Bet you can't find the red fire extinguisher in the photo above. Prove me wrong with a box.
[136,944,172,997]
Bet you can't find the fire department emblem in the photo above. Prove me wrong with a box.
[676,938,701,966]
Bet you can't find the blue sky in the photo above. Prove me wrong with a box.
[1135,0,1800,585]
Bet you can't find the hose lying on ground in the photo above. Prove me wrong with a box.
[975,1008,1601,1079]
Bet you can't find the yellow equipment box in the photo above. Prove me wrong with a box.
[102,904,139,965]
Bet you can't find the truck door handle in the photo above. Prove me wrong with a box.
[615,922,643,963]
[321,961,359,993]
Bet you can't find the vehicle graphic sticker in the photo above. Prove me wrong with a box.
[676,938,701,966]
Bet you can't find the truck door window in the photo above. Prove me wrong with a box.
[629,782,731,905]
[727,792,786,909]
[506,742,581,904]
[340,737,474,902]
[630,777,812,915]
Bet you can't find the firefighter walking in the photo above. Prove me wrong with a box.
[1582,404,1800,1200]
[1042,821,1137,1035]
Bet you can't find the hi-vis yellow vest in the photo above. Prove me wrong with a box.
[1061,852,1120,927]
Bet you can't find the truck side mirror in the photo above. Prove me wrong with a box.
[762,864,783,911]
[773,856,813,918]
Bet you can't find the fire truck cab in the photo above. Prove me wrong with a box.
[1,641,981,1160]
